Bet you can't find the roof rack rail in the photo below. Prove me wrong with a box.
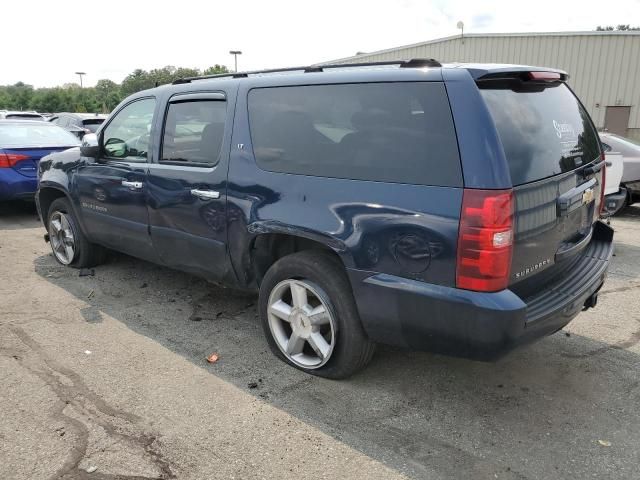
[172,58,442,84]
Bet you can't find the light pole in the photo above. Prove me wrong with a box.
[456,21,465,44]
[75,71,86,88]
[229,51,242,72]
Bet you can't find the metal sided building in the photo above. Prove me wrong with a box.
[323,31,640,140]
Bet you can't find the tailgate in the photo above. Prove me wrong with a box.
[478,74,604,290]
[511,167,603,290]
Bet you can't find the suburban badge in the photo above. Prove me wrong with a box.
[514,258,552,279]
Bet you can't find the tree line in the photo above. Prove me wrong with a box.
[0,65,229,114]
[596,24,640,31]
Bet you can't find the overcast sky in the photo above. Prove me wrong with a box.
[4,0,639,87]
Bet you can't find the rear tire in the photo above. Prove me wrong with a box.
[47,197,106,268]
[259,250,375,379]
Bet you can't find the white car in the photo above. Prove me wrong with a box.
[602,150,625,214]
[600,132,640,209]
[0,111,45,121]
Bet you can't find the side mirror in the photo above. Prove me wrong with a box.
[80,133,100,158]
[104,137,128,158]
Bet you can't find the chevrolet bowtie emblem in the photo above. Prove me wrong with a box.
[582,188,594,205]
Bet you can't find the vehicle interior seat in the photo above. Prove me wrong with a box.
[200,122,225,162]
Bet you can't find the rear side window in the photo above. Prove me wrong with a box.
[161,100,226,166]
[480,83,600,186]
[248,82,462,186]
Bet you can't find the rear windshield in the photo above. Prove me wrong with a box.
[480,83,600,185]
[248,82,462,186]
[0,123,80,147]
[5,113,44,121]
[82,118,105,132]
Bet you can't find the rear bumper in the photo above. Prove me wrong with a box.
[0,170,37,200]
[349,221,614,360]
[604,187,627,215]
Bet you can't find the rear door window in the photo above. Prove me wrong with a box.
[161,99,226,166]
[479,83,600,185]
[248,82,462,186]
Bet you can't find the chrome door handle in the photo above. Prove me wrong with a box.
[191,189,220,200]
[122,180,143,189]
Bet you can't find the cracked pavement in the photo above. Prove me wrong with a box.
[1,201,639,479]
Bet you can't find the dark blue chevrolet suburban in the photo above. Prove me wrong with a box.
[36,60,613,378]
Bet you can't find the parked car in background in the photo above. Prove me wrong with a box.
[601,148,625,215]
[0,120,79,201]
[36,61,612,378]
[600,132,640,207]
[49,113,108,140]
[0,111,45,121]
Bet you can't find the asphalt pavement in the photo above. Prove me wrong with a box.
[1,201,639,479]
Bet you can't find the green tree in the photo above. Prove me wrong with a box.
[94,79,121,112]
[120,66,203,96]
[596,24,640,31]
[0,63,231,113]
[120,69,152,97]
[203,64,229,75]
[4,82,35,110]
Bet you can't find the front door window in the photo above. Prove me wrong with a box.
[102,98,156,161]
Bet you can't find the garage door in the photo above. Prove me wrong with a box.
[604,106,631,136]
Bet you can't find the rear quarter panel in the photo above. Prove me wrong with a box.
[227,83,463,288]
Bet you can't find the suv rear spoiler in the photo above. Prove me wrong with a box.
[476,70,569,83]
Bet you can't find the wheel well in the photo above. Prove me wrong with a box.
[251,234,344,286]
[38,188,67,224]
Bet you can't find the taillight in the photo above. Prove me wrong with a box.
[528,71,561,81]
[598,152,606,215]
[456,189,514,292]
[0,153,30,168]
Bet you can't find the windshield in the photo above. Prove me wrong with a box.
[480,83,600,186]
[0,123,80,147]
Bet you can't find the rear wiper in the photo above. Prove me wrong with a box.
[582,161,604,176]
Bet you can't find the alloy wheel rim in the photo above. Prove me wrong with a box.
[267,279,336,369]
[49,211,76,265]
